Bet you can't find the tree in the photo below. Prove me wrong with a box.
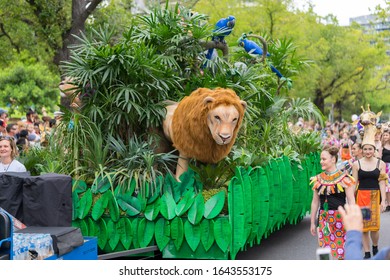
[22,0,104,66]
[0,54,59,115]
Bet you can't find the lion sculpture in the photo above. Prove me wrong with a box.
[59,77,83,109]
[163,87,247,180]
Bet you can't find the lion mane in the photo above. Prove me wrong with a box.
[168,87,246,164]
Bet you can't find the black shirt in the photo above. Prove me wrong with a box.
[357,159,380,190]
[382,147,390,163]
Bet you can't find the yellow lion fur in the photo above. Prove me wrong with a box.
[59,77,82,109]
[170,87,246,164]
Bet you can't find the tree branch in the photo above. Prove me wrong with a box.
[199,40,229,59]
[82,0,103,21]
[333,67,365,90]
[0,23,20,53]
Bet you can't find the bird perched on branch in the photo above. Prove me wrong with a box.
[238,38,292,89]
[205,15,236,60]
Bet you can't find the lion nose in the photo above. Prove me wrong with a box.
[219,134,231,142]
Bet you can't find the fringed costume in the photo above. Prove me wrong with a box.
[311,170,355,260]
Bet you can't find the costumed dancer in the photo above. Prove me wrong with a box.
[380,128,390,212]
[339,131,353,161]
[352,122,387,259]
[341,142,363,175]
[310,145,356,260]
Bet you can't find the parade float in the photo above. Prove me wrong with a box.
[13,2,324,260]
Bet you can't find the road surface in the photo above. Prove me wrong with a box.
[236,211,390,260]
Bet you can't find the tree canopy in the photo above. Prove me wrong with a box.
[0,0,389,120]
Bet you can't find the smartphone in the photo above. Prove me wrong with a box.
[361,207,371,220]
[316,247,332,260]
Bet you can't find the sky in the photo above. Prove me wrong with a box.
[295,0,387,26]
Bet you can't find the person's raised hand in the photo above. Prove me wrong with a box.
[338,204,363,232]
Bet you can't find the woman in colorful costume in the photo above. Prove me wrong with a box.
[339,131,353,161]
[352,139,387,259]
[310,145,356,260]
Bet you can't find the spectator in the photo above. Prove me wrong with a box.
[0,120,7,137]
[0,136,27,173]
[0,109,8,126]
[16,129,29,155]
[25,109,36,125]
[26,123,40,145]
[350,127,359,143]
[374,131,382,158]
[322,128,339,148]
[338,204,390,260]
[6,123,19,140]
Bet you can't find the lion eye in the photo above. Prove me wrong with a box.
[232,117,238,122]
[215,116,221,121]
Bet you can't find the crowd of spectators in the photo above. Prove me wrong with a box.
[0,108,62,155]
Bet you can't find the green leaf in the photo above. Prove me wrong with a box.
[144,197,161,221]
[77,188,93,219]
[137,192,147,212]
[72,179,87,193]
[107,191,120,222]
[75,219,89,236]
[72,191,80,220]
[91,193,109,220]
[214,218,231,252]
[236,167,253,241]
[170,217,184,251]
[107,219,120,250]
[117,178,136,195]
[155,218,170,250]
[162,173,175,197]
[147,183,160,204]
[175,189,195,216]
[177,168,195,196]
[200,219,214,252]
[118,218,132,250]
[187,194,205,225]
[204,190,226,219]
[160,192,176,220]
[184,220,201,252]
[91,176,112,194]
[97,218,108,250]
[228,176,245,260]
[137,218,155,248]
[117,193,142,216]
[87,217,99,237]
[131,219,140,248]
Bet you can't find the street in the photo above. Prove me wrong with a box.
[236,211,390,260]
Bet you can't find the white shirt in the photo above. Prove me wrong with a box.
[0,159,27,173]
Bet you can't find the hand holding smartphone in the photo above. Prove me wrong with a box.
[316,247,332,260]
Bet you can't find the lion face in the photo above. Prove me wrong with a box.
[207,104,240,145]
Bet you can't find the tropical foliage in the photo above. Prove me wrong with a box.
[38,3,321,195]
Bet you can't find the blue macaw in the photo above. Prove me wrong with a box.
[212,15,236,42]
[238,38,283,78]
[205,16,236,61]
